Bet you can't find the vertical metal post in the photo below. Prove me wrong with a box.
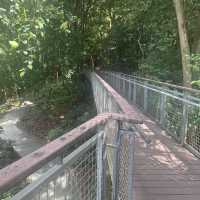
[128,130,135,200]
[104,90,107,112]
[112,121,122,200]
[115,74,118,91]
[123,78,126,97]
[98,82,100,113]
[102,88,105,112]
[102,131,107,200]
[113,74,115,87]
[160,93,166,127]
[181,94,188,146]
[112,73,114,88]
[111,73,113,87]
[116,75,121,92]
[97,131,104,200]
[143,81,148,112]
[128,79,132,102]
[118,76,120,92]
[111,74,113,86]
[113,74,115,88]
[101,84,104,113]
[119,75,122,92]
[99,82,102,113]
[118,75,121,92]
[133,79,137,104]
[107,94,110,112]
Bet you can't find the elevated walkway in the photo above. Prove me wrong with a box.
[99,72,200,200]
[133,104,200,200]
[0,72,199,200]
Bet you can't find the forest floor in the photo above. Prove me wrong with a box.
[17,97,97,141]
[0,95,97,169]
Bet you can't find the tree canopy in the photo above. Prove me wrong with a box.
[0,0,200,103]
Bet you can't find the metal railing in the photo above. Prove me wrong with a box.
[0,72,145,200]
[130,73,200,98]
[0,113,142,200]
[100,71,200,157]
[90,73,150,200]
[12,135,98,200]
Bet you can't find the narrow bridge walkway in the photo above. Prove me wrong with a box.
[133,105,200,200]
[0,72,200,200]
[99,72,200,200]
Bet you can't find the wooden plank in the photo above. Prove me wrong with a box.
[130,103,200,200]
[134,180,200,188]
[135,169,200,175]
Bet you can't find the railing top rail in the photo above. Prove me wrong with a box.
[111,73,200,107]
[110,71,200,95]
[0,112,142,193]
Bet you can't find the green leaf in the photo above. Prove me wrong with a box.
[27,64,33,70]
[9,41,19,49]
[192,80,200,87]
[60,21,69,31]
[20,71,25,77]
[0,8,6,13]
[41,32,44,38]
[0,47,6,55]
[29,32,36,39]
[19,68,25,77]
[22,40,28,44]
[23,51,28,55]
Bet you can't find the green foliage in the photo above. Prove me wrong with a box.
[47,98,96,141]
[191,54,200,82]
[0,0,95,105]
[0,0,199,104]
[192,80,200,89]
[9,41,19,49]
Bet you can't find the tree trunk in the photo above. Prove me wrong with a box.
[173,0,192,87]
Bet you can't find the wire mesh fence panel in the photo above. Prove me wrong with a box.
[124,79,129,99]
[164,96,183,141]
[135,84,144,109]
[146,89,161,121]
[128,82,134,103]
[12,137,97,200]
[98,71,200,159]
[186,105,200,153]
[117,129,134,200]
[119,79,123,93]
[67,147,97,200]
[118,133,129,200]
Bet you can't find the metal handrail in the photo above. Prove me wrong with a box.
[12,135,98,200]
[101,71,200,157]
[0,113,142,193]
[1,71,152,200]
[116,71,200,95]
[116,74,200,107]
[91,73,138,115]
[106,72,200,103]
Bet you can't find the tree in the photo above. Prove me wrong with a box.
[1,0,199,103]
[173,0,192,87]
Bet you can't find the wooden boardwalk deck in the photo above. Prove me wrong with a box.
[132,104,200,200]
